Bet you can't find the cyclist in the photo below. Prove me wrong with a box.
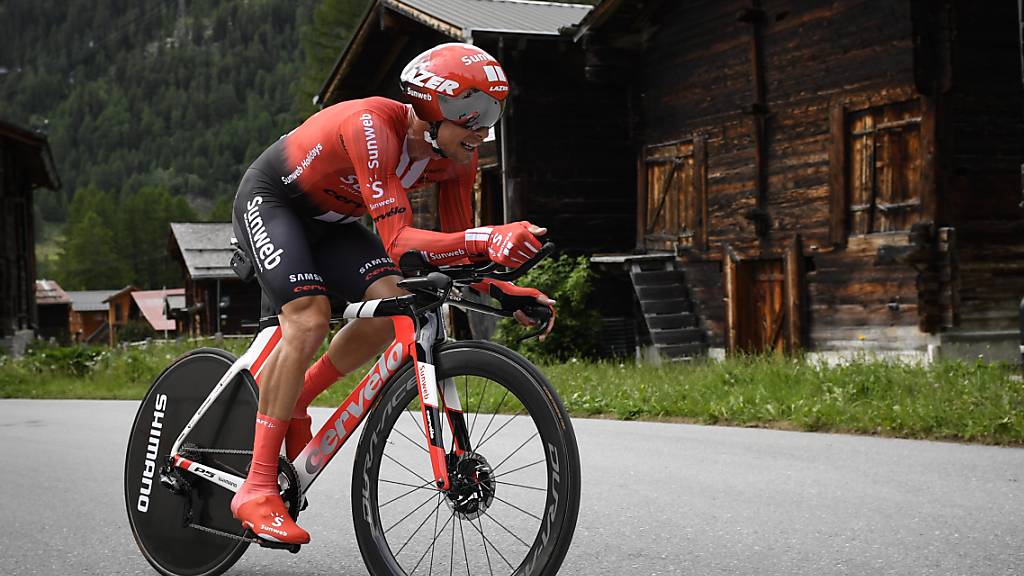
[229,43,556,545]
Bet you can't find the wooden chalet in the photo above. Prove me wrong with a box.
[103,286,185,344]
[67,289,119,344]
[570,0,1024,361]
[314,0,636,256]
[35,279,71,344]
[0,120,60,354]
[168,222,261,336]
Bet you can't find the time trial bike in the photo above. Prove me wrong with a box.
[124,244,581,576]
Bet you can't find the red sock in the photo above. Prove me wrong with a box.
[231,412,287,516]
[294,353,344,418]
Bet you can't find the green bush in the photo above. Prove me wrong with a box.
[493,255,601,362]
[23,341,107,377]
[118,319,157,343]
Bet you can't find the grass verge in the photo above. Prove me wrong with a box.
[2,342,1021,445]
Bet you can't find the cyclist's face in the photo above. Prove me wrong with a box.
[436,122,488,164]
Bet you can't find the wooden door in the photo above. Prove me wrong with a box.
[725,251,800,354]
[641,137,706,252]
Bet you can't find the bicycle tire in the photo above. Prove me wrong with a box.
[352,340,581,576]
[125,348,257,576]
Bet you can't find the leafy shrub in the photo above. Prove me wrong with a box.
[23,341,106,377]
[118,319,157,343]
[493,255,601,362]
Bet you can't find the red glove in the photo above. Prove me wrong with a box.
[470,279,557,338]
[464,222,542,268]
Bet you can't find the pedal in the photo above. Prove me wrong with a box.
[255,537,302,554]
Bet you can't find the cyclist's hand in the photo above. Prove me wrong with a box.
[465,222,545,268]
[470,279,557,341]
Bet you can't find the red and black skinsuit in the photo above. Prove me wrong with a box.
[232,97,481,312]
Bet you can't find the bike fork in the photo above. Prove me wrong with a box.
[398,313,451,490]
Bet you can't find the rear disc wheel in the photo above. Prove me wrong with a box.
[124,348,257,576]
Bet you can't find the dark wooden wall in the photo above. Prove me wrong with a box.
[944,0,1024,332]
[482,35,636,256]
[0,142,38,340]
[589,0,1022,352]
[187,278,261,336]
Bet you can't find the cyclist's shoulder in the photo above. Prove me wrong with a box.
[317,96,407,128]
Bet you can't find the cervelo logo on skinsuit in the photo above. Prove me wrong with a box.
[282,143,323,185]
[304,343,404,476]
[322,187,362,207]
[372,206,406,223]
[137,393,168,513]
[401,67,460,96]
[293,284,326,294]
[245,197,284,270]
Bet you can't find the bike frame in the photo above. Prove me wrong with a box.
[168,296,472,498]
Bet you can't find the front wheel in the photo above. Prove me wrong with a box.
[352,341,581,576]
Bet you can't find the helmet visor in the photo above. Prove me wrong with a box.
[437,89,505,130]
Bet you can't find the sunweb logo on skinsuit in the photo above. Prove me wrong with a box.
[282,143,323,185]
[245,196,284,270]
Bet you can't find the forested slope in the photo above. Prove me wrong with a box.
[0,0,365,289]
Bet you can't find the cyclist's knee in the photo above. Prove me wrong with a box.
[279,296,331,356]
[363,274,408,300]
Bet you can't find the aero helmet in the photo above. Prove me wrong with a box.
[400,43,510,130]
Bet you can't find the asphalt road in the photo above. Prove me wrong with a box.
[1,399,1022,576]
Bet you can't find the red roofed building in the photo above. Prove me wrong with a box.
[104,286,184,345]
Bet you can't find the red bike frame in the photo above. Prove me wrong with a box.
[168,296,463,499]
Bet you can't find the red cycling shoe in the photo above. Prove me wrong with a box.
[233,494,310,545]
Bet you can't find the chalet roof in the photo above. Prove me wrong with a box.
[317,0,591,106]
[571,0,664,45]
[391,0,591,38]
[164,293,187,314]
[169,222,236,280]
[66,290,119,312]
[103,285,139,303]
[35,279,70,305]
[0,119,61,190]
[131,288,184,332]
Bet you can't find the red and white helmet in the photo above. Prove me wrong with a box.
[400,43,510,130]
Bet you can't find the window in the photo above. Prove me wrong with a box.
[846,100,923,235]
[642,134,707,252]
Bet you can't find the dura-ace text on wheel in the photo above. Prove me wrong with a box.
[352,341,581,576]
[124,348,259,576]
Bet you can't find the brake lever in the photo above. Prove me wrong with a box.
[513,305,553,344]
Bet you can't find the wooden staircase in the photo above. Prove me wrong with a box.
[630,259,706,361]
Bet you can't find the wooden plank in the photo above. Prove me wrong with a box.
[828,100,847,245]
[918,94,938,223]
[723,244,737,353]
[784,234,804,353]
[636,150,647,250]
[694,133,708,251]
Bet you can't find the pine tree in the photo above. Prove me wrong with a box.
[60,210,131,290]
